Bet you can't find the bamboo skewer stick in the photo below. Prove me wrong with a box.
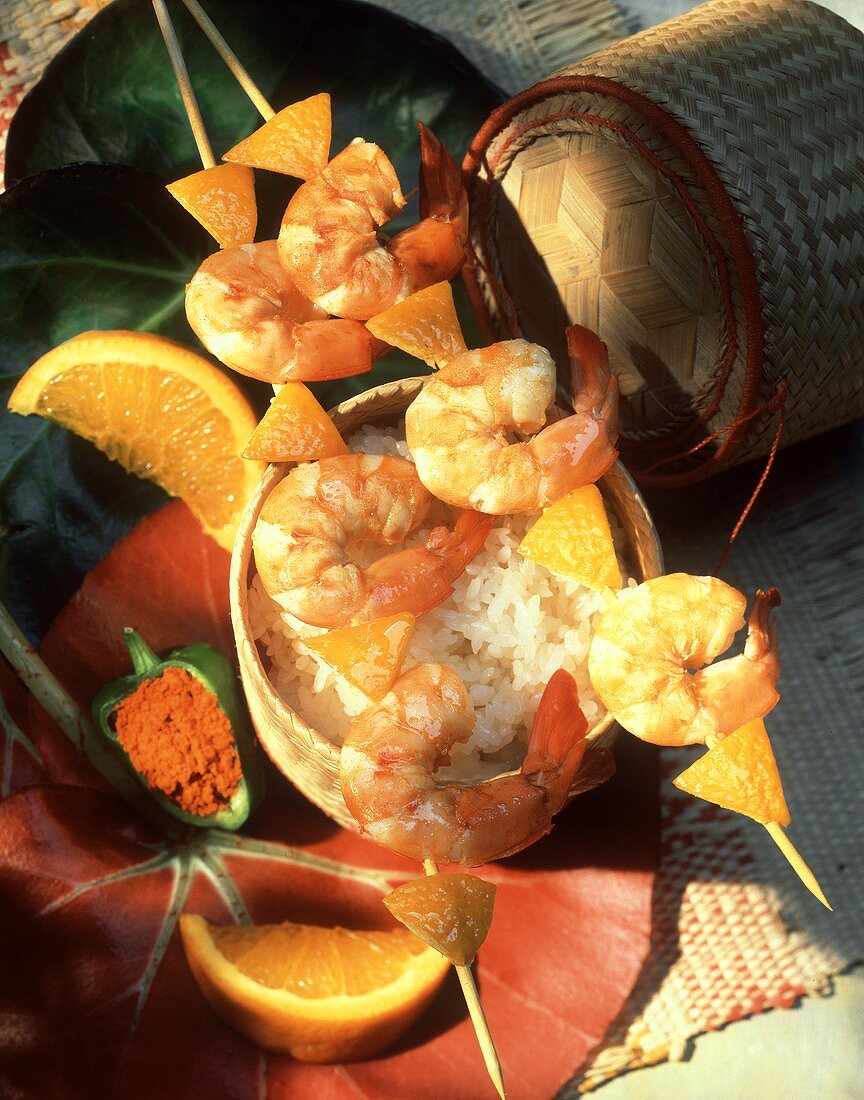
[178,0,275,120]
[422,858,506,1100]
[152,0,216,169]
[764,822,832,910]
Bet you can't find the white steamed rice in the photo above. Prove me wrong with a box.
[247,424,627,780]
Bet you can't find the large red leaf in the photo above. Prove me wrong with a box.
[0,501,658,1099]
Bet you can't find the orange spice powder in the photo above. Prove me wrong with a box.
[113,667,241,816]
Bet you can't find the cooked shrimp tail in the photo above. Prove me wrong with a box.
[387,123,469,290]
[340,664,590,866]
[522,668,589,807]
[567,323,620,441]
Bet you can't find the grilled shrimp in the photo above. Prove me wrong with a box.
[404,325,619,513]
[185,241,384,384]
[339,665,589,866]
[588,574,781,746]
[278,123,468,320]
[253,453,493,629]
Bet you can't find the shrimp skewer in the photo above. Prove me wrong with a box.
[340,665,589,866]
[588,574,781,746]
[253,453,493,629]
[405,325,619,514]
[185,241,386,384]
[278,123,468,321]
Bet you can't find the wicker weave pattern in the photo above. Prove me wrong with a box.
[467,0,864,475]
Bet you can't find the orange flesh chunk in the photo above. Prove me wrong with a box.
[224,93,331,179]
[518,484,622,591]
[383,872,497,966]
[180,914,449,1062]
[302,613,415,701]
[7,330,263,551]
[672,718,791,825]
[366,282,467,367]
[242,382,348,462]
[166,163,257,248]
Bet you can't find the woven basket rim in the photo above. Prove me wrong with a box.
[461,70,767,487]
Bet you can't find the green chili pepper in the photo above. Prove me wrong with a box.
[92,628,263,831]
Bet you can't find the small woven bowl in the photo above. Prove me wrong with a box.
[230,376,664,831]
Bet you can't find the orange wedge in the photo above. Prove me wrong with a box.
[673,718,791,825]
[180,914,450,1061]
[224,92,331,179]
[366,282,467,367]
[166,163,257,248]
[7,330,264,551]
[383,873,497,966]
[518,484,621,590]
[302,613,415,701]
[242,382,348,462]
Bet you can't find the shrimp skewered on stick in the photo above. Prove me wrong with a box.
[588,575,780,747]
[154,3,507,1084]
[340,665,590,867]
[279,123,469,320]
[405,325,619,514]
[185,241,385,384]
[253,453,493,629]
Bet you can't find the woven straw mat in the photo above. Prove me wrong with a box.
[1,0,861,1097]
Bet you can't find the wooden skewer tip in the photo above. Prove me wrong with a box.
[765,821,832,910]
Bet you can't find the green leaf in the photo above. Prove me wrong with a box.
[7,0,501,240]
[0,3,500,640]
[0,165,262,642]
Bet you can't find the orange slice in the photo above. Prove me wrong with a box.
[242,382,348,462]
[303,613,415,701]
[166,163,257,248]
[383,872,497,966]
[366,282,467,367]
[518,484,621,590]
[180,914,449,1061]
[224,93,331,179]
[7,330,264,550]
[672,718,791,825]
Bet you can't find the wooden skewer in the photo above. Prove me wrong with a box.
[764,821,832,910]
[152,0,216,169]
[422,859,506,1099]
[178,0,275,120]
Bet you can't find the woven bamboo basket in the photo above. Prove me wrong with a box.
[463,0,864,487]
[230,377,664,831]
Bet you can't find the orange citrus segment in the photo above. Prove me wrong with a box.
[179,914,449,1061]
[383,872,497,966]
[224,93,331,179]
[366,282,467,367]
[302,613,415,701]
[672,718,791,825]
[518,484,621,590]
[7,330,264,551]
[242,382,348,462]
[166,163,257,248]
